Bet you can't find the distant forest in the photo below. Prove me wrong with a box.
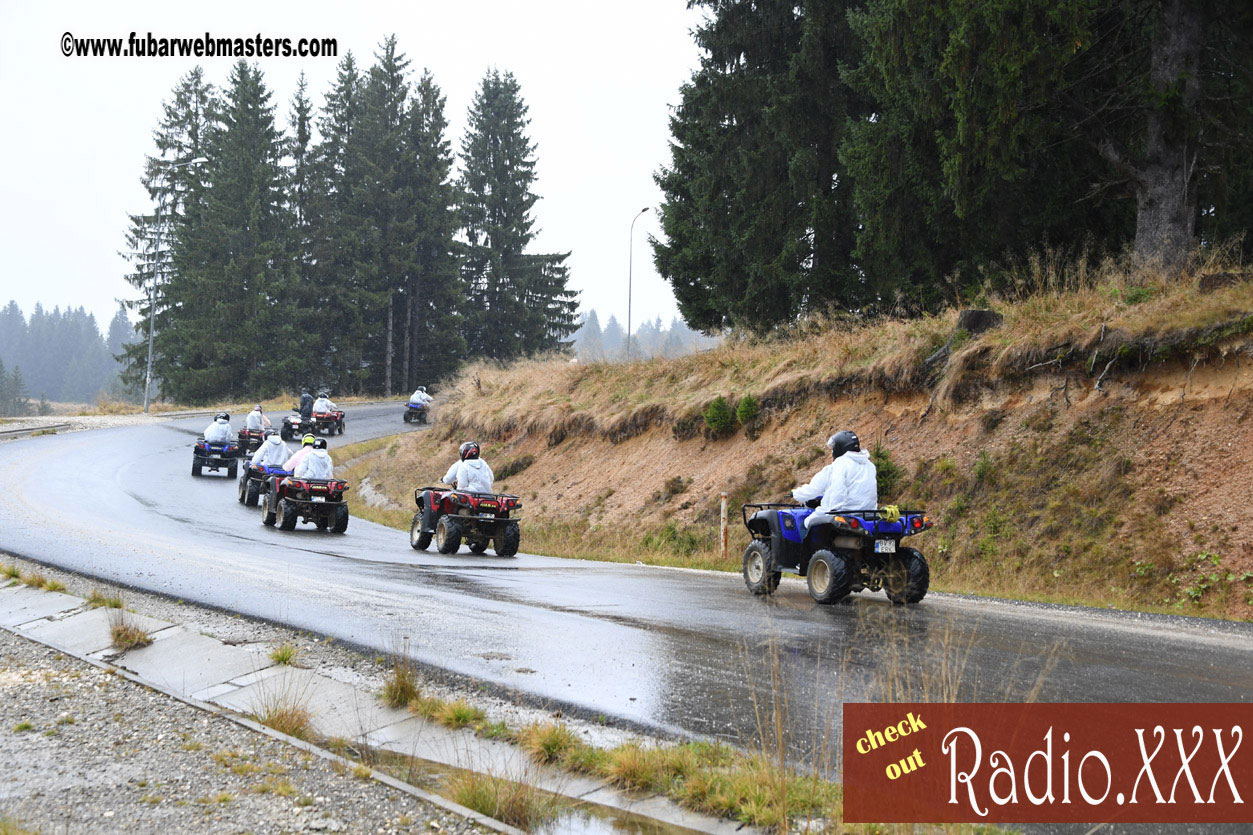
[0,301,136,414]
[569,311,719,362]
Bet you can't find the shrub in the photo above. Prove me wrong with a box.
[702,396,735,437]
[108,610,152,651]
[870,442,905,499]
[734,395,760,426]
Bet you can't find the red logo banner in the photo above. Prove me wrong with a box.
[842,703,1252,824]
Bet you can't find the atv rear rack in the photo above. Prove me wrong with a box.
[741,502,927,529]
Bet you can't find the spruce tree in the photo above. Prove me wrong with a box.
[402,71,465,388]
[168,61,294,400]
[459,70,577,360]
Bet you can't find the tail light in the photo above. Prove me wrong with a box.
[287,479,307,491]
[923,516,933,529]
[848,517,861,530]
[911,517,922,530]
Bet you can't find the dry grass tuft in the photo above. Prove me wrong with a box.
[437,699,486,730]
[87,589,124,608]
[108,609,152,651]
[515,722,581,765]
[250,688,313,739]
[381,644,421,709]
[446,769,565,831]
[18,572,48,590]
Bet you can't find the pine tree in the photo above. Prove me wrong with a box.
[352,36,413,394]
[601,315,625,360]
[306,53,367,391]
[460,70,577,360]
[402,71,465,388]
[575,310,604,360]
[167,61,294,401]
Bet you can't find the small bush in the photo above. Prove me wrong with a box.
[12,722,33,733]
[870,442,905,500]
[973,451,995,484]
[734,395,760,426]
[252,696,312,739]
[1,565,18,580]
[44,580,65,593]
[108,610,152,651]
[702,396,735,437]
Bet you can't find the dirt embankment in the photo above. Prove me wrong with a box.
[352,270,1253,619]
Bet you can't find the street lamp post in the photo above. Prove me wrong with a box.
[625,207,648,361]
[143,157,206,413]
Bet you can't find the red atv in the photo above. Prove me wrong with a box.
[312,410,345,435]
[410,487,521,556]
[262,475,350,533]
[237,428,265,455]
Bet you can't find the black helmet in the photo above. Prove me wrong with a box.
[417,385,426,393]
[313,438,328,450]
[263,428,277,439]
[215,412,229,422]
[459,441,480,461]
[827,430,860,459]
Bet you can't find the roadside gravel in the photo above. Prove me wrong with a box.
[0,627,492,835]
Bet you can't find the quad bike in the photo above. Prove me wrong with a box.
[403,402,429,424]
[410,487,521,556]
[237,429,265,455]
[191,438,240,478]
[741,502,934,604]
[238,463,290,507]
[312,409,345,435]
[280,409,315,441]
[261,474,350,533]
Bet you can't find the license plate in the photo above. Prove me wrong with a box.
[874,540,896,554]
[312,497,325,503]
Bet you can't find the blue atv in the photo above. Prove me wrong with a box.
[403,401,429,424]
[238,463,291,507]
[192,439,240,479]
[741,503,934,604]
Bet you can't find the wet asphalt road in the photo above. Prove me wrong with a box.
[2,404,1253,832]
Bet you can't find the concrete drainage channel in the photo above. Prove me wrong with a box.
[0,579,746,835]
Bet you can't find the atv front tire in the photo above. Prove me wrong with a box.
[494,521,520,557]
[278,499,298,531]
[884,547,930,605]
[237,475,247,503]
[742,540,781,595]
[410,514,432,550]
[331,504,349,534]
[807,550,852,604]
[435,515,463,554]
[469,541,489,555]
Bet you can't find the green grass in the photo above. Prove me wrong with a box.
[268,642,300,666]
[87,589,124,608]
[446,769,567,831]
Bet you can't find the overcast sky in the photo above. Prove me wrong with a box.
[0,0,703,334]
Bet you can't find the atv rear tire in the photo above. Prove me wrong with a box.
[410,514,432,550]
[742,540,781,595]
[435,516,463,554]
[807,550,852,604]
[227,462,238,480]
[494,521,520,557]
[403,412,412,423]
[280,427,292,442]
[261,496,277,527]
[884,547,930,605]
[278,499,298,531]
[338,421,345,435]
[331,505,349,534]
[192,461,202,477]
[244,480,259,507]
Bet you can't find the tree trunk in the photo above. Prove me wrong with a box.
[385,294,394,396]
[402,284,412,394]
[1133,0,1204,266]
